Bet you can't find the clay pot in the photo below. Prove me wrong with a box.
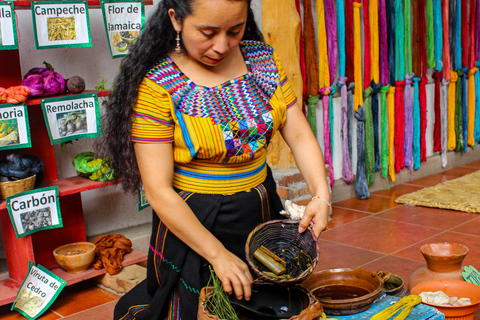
[408,242,469,291]
[301,268,388,315]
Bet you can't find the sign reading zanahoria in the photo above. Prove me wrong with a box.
[12,262,66,320]
[40,93,102,145]
[31,1,92,49]
[0,1,18,50]
[101,0,145,59]
[0,103,31,150]
[6,186,62,238]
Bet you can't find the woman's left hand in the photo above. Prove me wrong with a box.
[298,197,330,238]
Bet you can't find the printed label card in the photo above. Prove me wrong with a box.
[6,186,62,238]
[12,261,66,320]
[101,0,144,58]
[137,184,149,211]
[31,1,92,49]
[41,92,101,145]
[0,103,31,150]
[0,1,18,50]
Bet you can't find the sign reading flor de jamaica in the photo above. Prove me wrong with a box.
[101,0,145,59]
[31,1,92,50]
[40,93,102,145]
[6,186,62,238]
[12,261,66,320]
[0,1,18,50]
[0,103,32,150]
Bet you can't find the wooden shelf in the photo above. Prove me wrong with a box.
[0,176,116,210]
[0,249,147,305]
[12,0,153,9]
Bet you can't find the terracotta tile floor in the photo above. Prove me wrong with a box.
[1,162,480,319]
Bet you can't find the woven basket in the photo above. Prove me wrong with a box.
[0,174,36,199]
[245,219,320,286]
[197,285,324,320]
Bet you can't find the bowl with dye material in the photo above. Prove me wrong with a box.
[198,284,324,320]
[301,268,388,315]
[53,242,95,273]
[411,279,480,320]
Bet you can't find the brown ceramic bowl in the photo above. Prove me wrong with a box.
[53,242,95,273]
[302,268,386,315]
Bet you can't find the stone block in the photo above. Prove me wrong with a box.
[94,264,146,295]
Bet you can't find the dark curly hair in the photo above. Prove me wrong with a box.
[98,0,264,193]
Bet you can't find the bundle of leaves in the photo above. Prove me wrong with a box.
[204,266,239,320]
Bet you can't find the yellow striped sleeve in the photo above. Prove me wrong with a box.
[131,78,174,143]
[273,50,298,109]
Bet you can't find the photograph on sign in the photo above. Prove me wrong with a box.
[101,0,144,58]
[6,186,62,238]
[0,1,18,50]
[12,262,66,320]
[0,103,31,150]
[31,1,92,49]
[41,93,101,145]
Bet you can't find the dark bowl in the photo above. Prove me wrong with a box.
[302,268,385,315]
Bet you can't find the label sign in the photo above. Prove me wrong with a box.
[101,0,144,59]
[31,1,92,50]
[0,1,18,50]
[12,262,66,320]
[137,184,149,211]
[0,103,31,150]
[41,93,102,145]
[7,186,62,238]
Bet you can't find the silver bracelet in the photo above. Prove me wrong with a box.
[311,196,331,207]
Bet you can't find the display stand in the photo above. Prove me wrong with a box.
[0,0,153,305]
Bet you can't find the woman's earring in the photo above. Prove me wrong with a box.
[175,30,182,53]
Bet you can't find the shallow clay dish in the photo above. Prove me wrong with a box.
[411,279,480,320]
[302,268,387,315]
[53,242,95,273]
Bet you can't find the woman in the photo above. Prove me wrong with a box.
[102,0,330,319]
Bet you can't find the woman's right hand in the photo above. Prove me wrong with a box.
[209,249,253,301]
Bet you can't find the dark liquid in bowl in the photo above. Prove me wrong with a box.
[313,285,371,300]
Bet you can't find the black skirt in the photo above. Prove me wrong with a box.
[114,167,283,320]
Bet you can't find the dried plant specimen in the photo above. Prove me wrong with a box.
[14,289,45,317]
[47,17,76,41]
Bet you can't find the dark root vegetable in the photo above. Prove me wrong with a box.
[66,76,86,94]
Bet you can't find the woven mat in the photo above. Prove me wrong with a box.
[395,170,480,213]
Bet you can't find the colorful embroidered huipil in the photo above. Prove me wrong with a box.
[131,41,296,195]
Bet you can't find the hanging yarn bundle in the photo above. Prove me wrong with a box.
[378,0,390,180]
[303,0,320,138]
[467,0,477,147]
[317,0,336,189]
[363,0,375,186]
[394,0,406,173]
[432,0,443,153]
[353,0,369,199]
[337,0,353,184]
